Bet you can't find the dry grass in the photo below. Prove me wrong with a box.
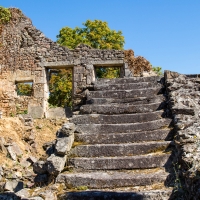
[33,118,67,157]
[0,117,68,167]
[72,141,87,148]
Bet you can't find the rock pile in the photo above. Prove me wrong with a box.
[33,123,75,183]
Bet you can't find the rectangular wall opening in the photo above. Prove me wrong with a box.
[16,81,33,96]
[95,66,121,79]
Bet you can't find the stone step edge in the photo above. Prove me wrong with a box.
[72,141,172,148]
[71,110,164,118]
[69,151,171,160]
[89,88,161,93]
[69,150,172,159]
[94,84,162,90]
[75,119,172,134]
[70,141,173,157]
[74,129,173,145]
[68,153,171,170]
[95,76,163,84]
[56,169,168,189]
[86,96,165,104]
[80,105,166,116]
[71,111,165,124]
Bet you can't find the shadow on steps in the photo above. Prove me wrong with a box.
[58,191,145,200]
[0,192,20,200]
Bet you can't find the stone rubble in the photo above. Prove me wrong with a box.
[165,71,200,199]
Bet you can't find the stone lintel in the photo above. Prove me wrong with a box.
[40,61,74,68]
[92,60,124,66]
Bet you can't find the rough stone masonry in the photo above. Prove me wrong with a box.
[0,8,126,118]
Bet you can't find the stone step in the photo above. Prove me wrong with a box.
[75,129,173,144]
[75,119,172,134]
[56,169,168,189]
[70,141,172,157]
[71,111,164,124]
[68,153,171,170]
[80,102,166,115]
[58,190,172,200]
[87,88,162,99]
[95,76,162,85]
[86,95,165,105]
[94,82,162,91]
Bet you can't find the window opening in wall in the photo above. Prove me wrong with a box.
[95,66,120,79]
[48,68,73,108]
[16,82,33,96]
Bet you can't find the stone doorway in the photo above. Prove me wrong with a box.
[45,67,73,118]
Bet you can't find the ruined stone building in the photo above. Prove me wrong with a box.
[0,8,129,118]
[2,8,200,200]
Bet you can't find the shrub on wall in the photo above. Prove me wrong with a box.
[0,6,11,24]
[124,49,152,76]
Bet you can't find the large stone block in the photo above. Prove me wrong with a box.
[46,107,72,118]
[28,105,44,119]
[55,134,74,155]
[34,89,44,98]
[46,154,67,175]
[34,76,46,84]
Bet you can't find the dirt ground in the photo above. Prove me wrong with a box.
[0,116,68,168]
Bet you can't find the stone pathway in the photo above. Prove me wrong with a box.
[57,76,174,200]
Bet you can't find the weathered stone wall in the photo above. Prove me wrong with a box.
[165,70,200,199]
[0,8,124,117]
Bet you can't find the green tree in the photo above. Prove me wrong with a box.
[50,20,124,108]
[57,20,125,50]
[48,69,72,107]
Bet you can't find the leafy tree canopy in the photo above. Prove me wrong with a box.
[57,20,125,50]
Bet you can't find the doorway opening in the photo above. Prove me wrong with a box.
[47,68,73,108]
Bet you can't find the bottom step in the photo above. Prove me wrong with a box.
[56,169,168,189]
[58,190,172,200]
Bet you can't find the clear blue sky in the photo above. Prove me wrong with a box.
[1,0,200,74]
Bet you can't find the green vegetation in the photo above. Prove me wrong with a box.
[16,82,33,96]
[57,19,125,50]
[76,185,88,190]
[48,69,72,108]
[96,67,120,79]
[152,66,163,76]
[0,6,11,24]
[52,20,162,108]
[49,20,125,108]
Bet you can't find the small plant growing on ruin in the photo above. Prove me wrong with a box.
[0,7,11,24]
[152,66,163,76]
[76,185,88,191]
[9,112,15,117]
[23,110,28,114]
[124,49,152,76]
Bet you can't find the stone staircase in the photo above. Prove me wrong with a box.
[57,76,174,200]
